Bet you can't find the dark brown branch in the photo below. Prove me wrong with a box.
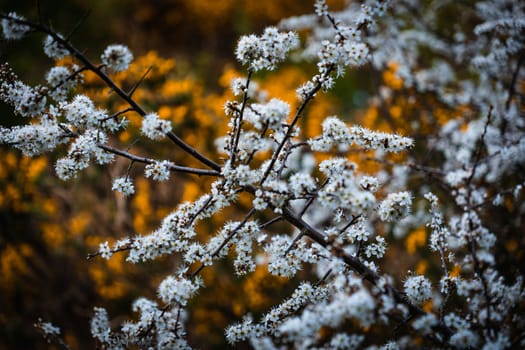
[166,131,221,171]
[99,144,221,176]
[259,216,283,229]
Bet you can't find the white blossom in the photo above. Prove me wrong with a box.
[404,275,432,304]
[101,44,133,72]
[157,275,200,306]
[144,161,172,181]
[1,12,30,40]
[236,27,299,71]
[43,34,69,60]
[112,177,135,196]
[141,112,172,140]
[378,191,412,222]
[90,307,111,343]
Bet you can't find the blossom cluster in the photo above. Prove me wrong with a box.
[1,0,525,349]
[310,116,414,153]
[1,12,30,40]
[141,112,172,140]
[225,282,327,344]
[235,27,299,71]
[157,275,201,306]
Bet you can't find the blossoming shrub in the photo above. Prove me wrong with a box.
[1,0,524,349]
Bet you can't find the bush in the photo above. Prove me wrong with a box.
[1,0,524,348]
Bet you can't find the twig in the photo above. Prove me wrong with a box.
[189,208,256,277]
[259,65,334,186]
[283,228,307,256]
[128,65,153,98]
[505,53,524,111]
[259,216,283,229]
[230,70,253,165]
[65,8,91,42]
[99,144,221,176]
[466,106,493,186]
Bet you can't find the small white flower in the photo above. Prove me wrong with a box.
[43,34,69,60]
[98,241,113,259]
[90,307,111,343]
[1,12,30,40]
[144,161,172,181]
[141,113,172,140]
[235,27,299,71]
[112,177,135,196]
[157,275,199,305]
[404,275,432,304]
[55,157,80,180]
[46,66,78,101]
[230,78,246,96]
[378,191,412,222]
[449,329,479,349]
[34,319,61,337]
[314,0,329,17]
[360,176,379,192]
[101,44,133,72]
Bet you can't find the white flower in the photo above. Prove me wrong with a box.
[144,161,172,181]
[43,34,69,59]
[309,116,414,153]
[46,66,80,101]
[157,275,199,305]
[412,313,438,334]
[235,27,299,71]
[360,176,379,192]
[1,12,30,40]
[90,307,111,343]
[230,77,246,96]
[1,80,47,118]
[314,0,329,17]
[141,113,172,140]
[61,94,102,129]
[55,157,80,180]
[296,80,317,100]
[449,329,479,349]
[101,44,133,72]
[378,191,412,222]
[98,241,113,259]
[112,177,135,196]
[445,169,471,187]
[34,319,61,336]
[253,196,268,210]
[404,275,432,304]
[289,173,317,196]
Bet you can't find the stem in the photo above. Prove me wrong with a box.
[99,144,221,176]
[259,65,334,186]
[230,70,253,165]
[190,208,256,277]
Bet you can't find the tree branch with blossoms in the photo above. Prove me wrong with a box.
[2,0,525,348]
